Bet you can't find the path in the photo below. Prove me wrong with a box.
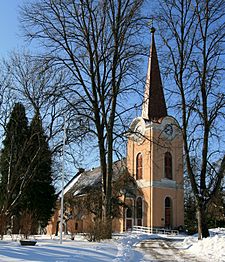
[135,236,206,261]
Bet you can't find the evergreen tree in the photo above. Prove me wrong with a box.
[0,103,29,218]
[20,111,56,232]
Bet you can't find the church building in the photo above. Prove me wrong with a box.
[125,27,184,230]
[47,28,184,235]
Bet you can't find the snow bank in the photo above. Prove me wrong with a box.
[112,233,156,261]
[182,228,225,262]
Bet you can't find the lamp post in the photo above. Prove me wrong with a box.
[60,117,67,244]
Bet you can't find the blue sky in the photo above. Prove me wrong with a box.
[0,1,24,57]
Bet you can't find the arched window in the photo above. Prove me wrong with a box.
[165,197,171,208]
[136,153,143,180]
[136,197,143,226]
[125,200,133,231]
[126,207,132,218]
[165,197,172,228]
[165,152,172,179]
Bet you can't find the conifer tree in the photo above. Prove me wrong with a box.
[0,103,29,234]
[20,111,56,232]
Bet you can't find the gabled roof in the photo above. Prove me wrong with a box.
[142,27,167,122]
[63,159,127,197]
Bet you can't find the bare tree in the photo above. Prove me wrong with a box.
[3,52,66,146]
[1,52,82,186]
[155,0,225,238]
[0,61,18,139]
[20,0,147,238]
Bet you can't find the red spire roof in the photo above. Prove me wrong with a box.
[142,27,167,122]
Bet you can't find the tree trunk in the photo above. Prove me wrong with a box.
[55,221,60,236]
[196,208,202,240]
[197,203,209,239]
[0,212,8,240]
[201,210,209,238]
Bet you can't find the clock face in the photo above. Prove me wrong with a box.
[129,117,146,143]
[164,124,173,136]
[134,124,144,142]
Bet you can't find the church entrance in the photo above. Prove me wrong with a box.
[125,204,133,231]
[165,197,172,228]
[126,219,133,231]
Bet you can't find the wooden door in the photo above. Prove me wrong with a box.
[126,219,132,231]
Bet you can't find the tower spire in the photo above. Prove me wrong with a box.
[142,27,167,122]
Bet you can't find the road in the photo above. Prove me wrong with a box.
[135,237,206,261]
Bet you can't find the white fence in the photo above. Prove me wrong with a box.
[132,226,179,235]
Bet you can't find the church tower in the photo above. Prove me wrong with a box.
[126,28,184,230]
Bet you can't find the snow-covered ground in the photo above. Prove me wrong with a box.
[0,228,224,261]
[181,228,225,261]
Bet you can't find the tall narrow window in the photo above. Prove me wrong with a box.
[165,197,172,228]
[126,207,133,218]
[125,199,133,231]
[136,153,143,180]
[136,197,143,226]
[165,152,172,179]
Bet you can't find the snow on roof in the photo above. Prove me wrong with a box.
[63,172,83,195]
[64,159,126,197]
[72,166,102,196]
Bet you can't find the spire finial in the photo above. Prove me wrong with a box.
[148,17,155,34]
[150,27,155,34]
[141,25,167,122]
